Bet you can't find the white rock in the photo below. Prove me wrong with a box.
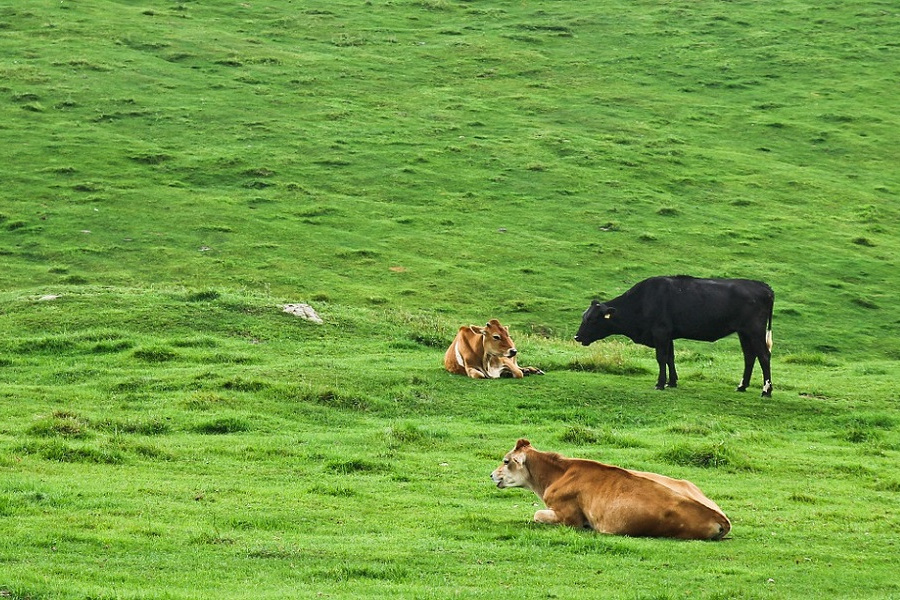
[282,303,323,324]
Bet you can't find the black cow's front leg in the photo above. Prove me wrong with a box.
[666,340,678,388]
[736,333,755,392]
[654,342,669,390]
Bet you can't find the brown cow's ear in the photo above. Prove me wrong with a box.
[469,326,484,335]
[514,438,531,451]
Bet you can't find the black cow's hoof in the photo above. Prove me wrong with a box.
[736,386,747,392]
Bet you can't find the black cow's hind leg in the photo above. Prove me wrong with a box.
[738,332,773,396]
[759,344,773,397]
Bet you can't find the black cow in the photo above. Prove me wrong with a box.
[575,276,774,396]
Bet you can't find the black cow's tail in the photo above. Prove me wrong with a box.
[765,290,774,352]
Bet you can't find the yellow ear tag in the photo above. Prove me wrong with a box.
[604,313,613,319]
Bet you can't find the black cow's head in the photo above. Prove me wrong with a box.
[574,300,616,346]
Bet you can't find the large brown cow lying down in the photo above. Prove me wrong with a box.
[444,319,543,379]
[491,439,731,540]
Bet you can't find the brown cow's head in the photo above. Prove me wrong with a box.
[480,319,518,359]
[491,439,531,489]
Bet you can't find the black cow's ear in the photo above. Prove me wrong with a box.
[604,307,616,319]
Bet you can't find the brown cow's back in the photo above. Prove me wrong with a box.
[627,469,728,517]
[547,460,730,540]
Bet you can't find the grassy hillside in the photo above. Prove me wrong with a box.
[1,1,898,599]
[4,0,898,343]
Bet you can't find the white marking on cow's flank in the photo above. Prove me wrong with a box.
[454,342,465,368]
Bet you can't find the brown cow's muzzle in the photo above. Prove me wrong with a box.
[490,471,504,488]
[508,349,517,357]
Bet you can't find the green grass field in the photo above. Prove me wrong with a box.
[1,1,898,598]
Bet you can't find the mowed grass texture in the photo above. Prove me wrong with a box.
[1,1,899,599]
[2,290,898,599]
[3,0,898,336]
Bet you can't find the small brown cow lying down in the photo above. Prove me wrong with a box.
[491,439,731,540]
[444,319,543,379]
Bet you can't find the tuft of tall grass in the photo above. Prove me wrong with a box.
[93,417,172,436]
[658,441,751,470]
[386,422,444,447]
[560,425,646,449]
[783,353,839,366]
[27,412,91,439]
[567,354,650,376]
[132,346,178,362]
[325,459,384,475]
[307,388,372,412]
[19,440,127,464]
[193,417,251,435]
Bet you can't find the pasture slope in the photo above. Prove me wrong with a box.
[1,1,898,599]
